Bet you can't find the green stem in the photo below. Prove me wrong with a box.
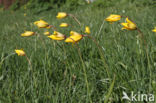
[137,28,151,88]
[75,44,92,103]
[0,53,16,70]
[85,35,110,78]
[25,55,34,96]
[68,14,81,26]
[36,32,48,59]
[37,33,46,50]
[49,25,57,31]
[0,53,15,65]
[62,43,73,96]
[25,55,32,71]
[121,15,151,88]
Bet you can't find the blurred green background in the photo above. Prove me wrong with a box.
[0,0,155,12]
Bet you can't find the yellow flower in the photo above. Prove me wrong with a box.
[152,27,156,32]
[48,31,65,41]
[0,8,4,12]
[85,26,91,34]
[44,31,50,35]
[121,18,137,30]
[65,31,83,43]
[15,49,26,56]
[21,31,35,37]
[59,23,69,27]
[70,31,81,36]
[56,12,67,19]
[105,14,121,23]
[86,0,90,4]
[24,13,26,16]
[34,19,50,28]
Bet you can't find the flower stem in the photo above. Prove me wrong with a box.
[84,35,110,78]
[75,44,92,103]
[137,28,151,88]
[25,55,32,71]
[137,28,147,46]
[25,55,34,95]
[49,25,57,31]
[36,33,46,50]
[0,53,16,69]
[68,14,81,26]
[121,15,151,88]
[36,32,48,58]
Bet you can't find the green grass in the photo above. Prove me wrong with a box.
[0,1,156,103]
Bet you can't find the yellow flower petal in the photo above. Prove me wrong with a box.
[105,14,121,22]
[56,12,67,19]
[121,18,137,30]
[24,13,26,16]
[70,31,81,36]
[21,31,35,37]
[15,49,26,56]
[48,31,65,41]
[126,18,134,24]
[60,23,69,27]
[44,31,50,35]
[85,26,91,34]
[65,31,83,43]
[48,35,65,40]
[65,35,83,43]
[121,23,129,29]
[34,19,50,28]
[152,27,156,32]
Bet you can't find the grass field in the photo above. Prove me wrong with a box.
[0,1,156,103]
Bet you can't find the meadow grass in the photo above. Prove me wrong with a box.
[0,1,156,103]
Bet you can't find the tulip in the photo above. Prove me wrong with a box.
[24,13,26,16]
[48,31,65,41]
[105,14,121,23]
[65,31,83,43]
[44,31,50,35]
[15,49,26,56]
[56,12,67,19]
[21,31,35,37]
[59,23,69,27]
[121,18,137,30]
[85,26,91,34]
[34,19,50,28]
[152,27,156,32]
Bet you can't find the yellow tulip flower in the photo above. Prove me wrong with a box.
[24,13,26,16]
[56,12,67,19]
[86,0,90,4]
[121,18,137,30]
[152,27,156,32]
[21,31,35,37]
[105,14,121,23]
[48,31,65,41]
[65,31,83,43]
[44,31,50,35]
[15,49,26,56]
[59,23,69,27]
[70,31,81,36]
[85,26,91,34]
[34,19,50,28]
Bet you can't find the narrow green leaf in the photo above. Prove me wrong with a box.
[104,75,116,103]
